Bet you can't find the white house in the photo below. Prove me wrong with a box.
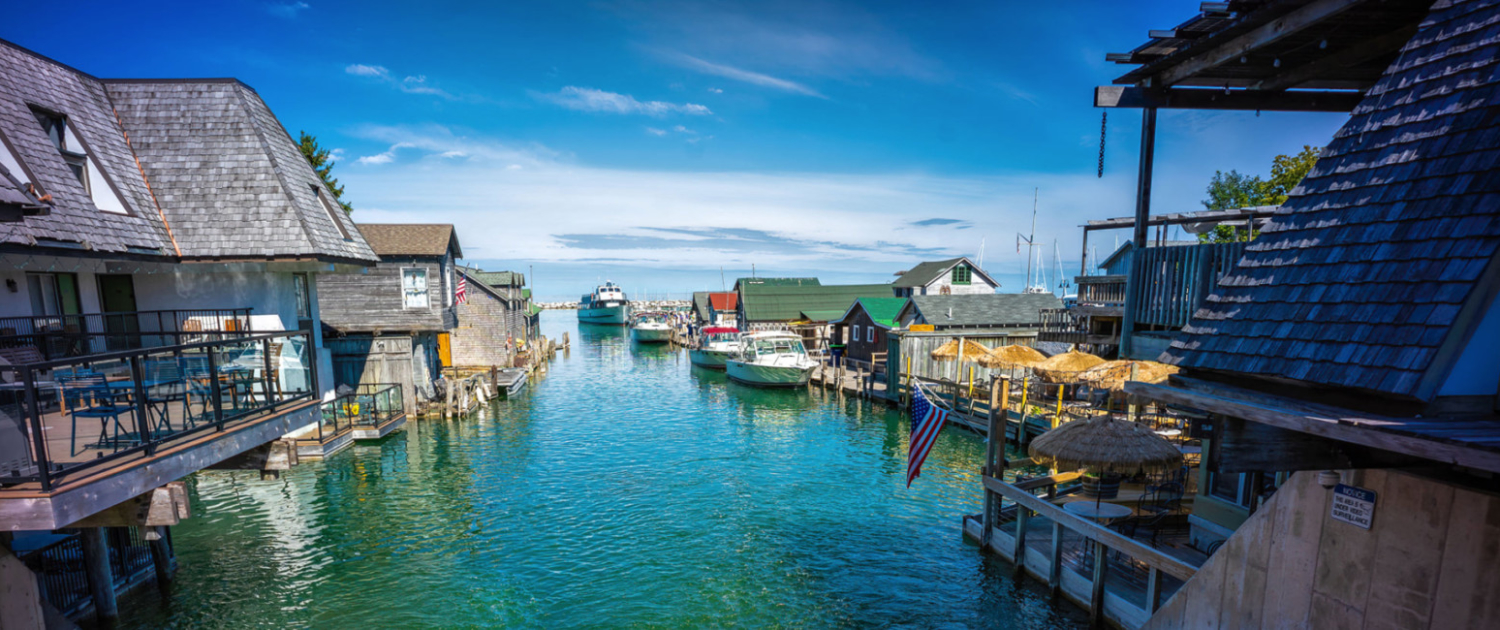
[891,257,999,297]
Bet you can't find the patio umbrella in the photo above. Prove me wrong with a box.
[1028,414,1184,507]
[1075,360,1180,392]
[1032,349,1105,383]
[929,338,991,362]
[976,344,1047,370]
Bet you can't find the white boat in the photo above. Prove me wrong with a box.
[725,331,817,387]
[689,327,742,370]
[579,282,629,325]
[630,311,673,343]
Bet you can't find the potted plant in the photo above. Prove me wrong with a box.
[1081,470,1123,499]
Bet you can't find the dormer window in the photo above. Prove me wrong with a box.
[312,185,353,240]
[30,106,129,214]
[951,264,972,285]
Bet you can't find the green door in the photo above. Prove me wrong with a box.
[97,274,140,350]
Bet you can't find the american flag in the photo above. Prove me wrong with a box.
[455,274,468,305]
[907,385,950,487]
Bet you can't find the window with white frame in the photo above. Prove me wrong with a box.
[402,268,429,308]
[867,327,875,343]
[851,324,860,343]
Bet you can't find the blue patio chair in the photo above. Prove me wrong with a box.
[59,374,133,455]
[143,358,189,436]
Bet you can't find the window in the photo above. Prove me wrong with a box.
[293,273,312,320]
[312,185,353,240]
[851,324,860,343]
[1206,472,1277,509]
[31,107,129,214]
[0,130,38,194]
[27,273,81,318]
[952,264,972,285]
[866,327,875,343]
[402,268,429,308]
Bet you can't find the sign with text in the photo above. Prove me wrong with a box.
[1330,484,1376,529]
[908,324,935,332]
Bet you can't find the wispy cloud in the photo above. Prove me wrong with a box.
[355,142,413,165]
[707,87,724,94]
[909,218,972,227]
[536,87,711,116]
[267,2,309,18]
[344,64,458,100]
[645,127,668,136]
[668,54,825,98]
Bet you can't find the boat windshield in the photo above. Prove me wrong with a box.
[753,338,805,355]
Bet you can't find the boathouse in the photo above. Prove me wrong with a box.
[0,36,385,626]
[450,267,534,368]
[891,257,999,297]
[829,297,907,369]
[318,224,462,415]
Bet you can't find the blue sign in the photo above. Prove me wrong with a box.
[1330,484,1376,529]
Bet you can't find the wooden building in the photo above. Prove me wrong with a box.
[891,257,1000,297]
[829,297,906,367]
[897,293,1060,332]
[0,37,383,627]
[450,267,534,368]
[318,224,462,414]
[690,291,737,327]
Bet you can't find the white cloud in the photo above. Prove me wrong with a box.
[438,150,467,159]
[268,2,309,18]
[536,87,711,116]
[355,142,414,165]
[707,87,723,94]
[345,64,458,100]
[645,127,668,136]
[668,54,825,98]
[671,125,695,134]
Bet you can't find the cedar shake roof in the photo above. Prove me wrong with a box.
[357,224,462,259]
[708,292,737,311]
[1162,0,1500,401]
[0,39,377,263]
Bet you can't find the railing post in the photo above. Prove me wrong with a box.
[206,345,225,429]
[130,355,153,454]
[307,332,321,399]
[1050,521,1063,596]
[23,366,52,491]
[261,337,274,406]
[1014,506,1029,570]
[1091,539,1108,627]
[1147,566,1163,613]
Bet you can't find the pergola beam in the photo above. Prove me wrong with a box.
[1252,24,1418,91]
[1095,85,1362,112]
[1156,0,1369,87]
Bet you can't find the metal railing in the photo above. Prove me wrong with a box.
[0,308,253,361]
[313,383,403,441]
[20,527,169,618]
[0,330,316,491]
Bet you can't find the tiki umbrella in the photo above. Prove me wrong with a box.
[1032,349,1105,384]
[1075,360,1180,392]
[1028,415,1184,506]
[929,338,991,362]
[976,344,1047,370]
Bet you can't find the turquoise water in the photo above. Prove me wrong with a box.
[110,311,1082,629]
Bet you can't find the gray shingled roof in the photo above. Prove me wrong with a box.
[357,224,461,258]
[1163,0,1500,401]
[901,293,1062,328]
[0,39,377,263]
[0,163,45,220]
[892,257,996,288]
[469,269,521,287]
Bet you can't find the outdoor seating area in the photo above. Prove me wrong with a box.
[0,332,314,489]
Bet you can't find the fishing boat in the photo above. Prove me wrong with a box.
[579,282,629,325]
[629,311,673,343]
[689,327,742,370]
[725,331,817,387]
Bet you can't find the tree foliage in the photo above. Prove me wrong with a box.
[298,131,352,215]
[1198,145,1321,243]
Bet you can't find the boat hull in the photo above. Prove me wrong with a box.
[631,327,672,343]
[689,348,733,370]
[579,304,628,325]
[725,360,813,387]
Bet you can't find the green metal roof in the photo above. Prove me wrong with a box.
[733,277,820,291]
[799,309,848,322]
[692,291,713,320]
[469,269,524,287]
[740,283,892,322]
[835,297,908,328]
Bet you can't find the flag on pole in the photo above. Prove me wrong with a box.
[907,385,950,486]
[455,274,468,305]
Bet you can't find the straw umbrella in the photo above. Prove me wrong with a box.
[1028,415,1183,506]
[1075,360,1180,392]
[976,344,1047,370]
[929,338,991,362]
[1032,349,1105,384]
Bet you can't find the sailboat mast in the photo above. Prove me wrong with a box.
[1025,188,1038,289]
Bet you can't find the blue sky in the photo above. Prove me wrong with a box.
[6,0,1348,300]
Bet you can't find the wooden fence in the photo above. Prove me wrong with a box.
[1129,241,1248,330]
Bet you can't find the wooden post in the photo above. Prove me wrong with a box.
[1127,363,1139,423]
[1017,377,1032,447]
[1054,384,1064,428]
[1091,539,1108,628]
[1120,106,1157,359]
[1049,521,1064,596]
[1013,507,1029,570]
[1146,567,1163,613]
[149,526,173,588]
[999,378,1012,444]
[982,377,1003,549]
[904,356,913,409]
[80,528,117,621]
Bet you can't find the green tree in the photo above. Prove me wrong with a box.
[298,131,352,214]
[1198,146,1321,243]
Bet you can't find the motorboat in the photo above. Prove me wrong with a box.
[579,282,629,325]
[725,331,817,387]
[689,327,742,370]
[629,311,673,343]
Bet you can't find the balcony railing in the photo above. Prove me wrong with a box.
[1130,241,1249,329]
[312,383,403,441]
[1077,275,1127,306]
[0,330,315,491]
[0,308,253,361]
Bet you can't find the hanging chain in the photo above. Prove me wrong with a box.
[1097,110,1107,178]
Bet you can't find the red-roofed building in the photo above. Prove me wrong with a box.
[692,291,739,327]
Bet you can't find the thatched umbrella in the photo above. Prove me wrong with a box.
[1028,415,1184,506]
[929,338,992,362]
[1075,360,1180,392]
[976,344,1047,370]
[1032,349,1105,383]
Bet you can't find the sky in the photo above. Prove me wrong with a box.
[4,1,1349,301]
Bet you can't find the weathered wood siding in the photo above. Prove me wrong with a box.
[328,335,417,414]
[318,257,456,333]
[837,309,887,365]
[451,285,515,367]
[1146,469,1500,630]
